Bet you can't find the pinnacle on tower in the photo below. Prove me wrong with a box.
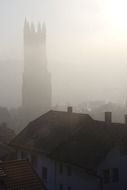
[31,22,35,33]
[24,17,27,25]
[42,22,46,43]
[24,18,30,34]
[38,22,41,33]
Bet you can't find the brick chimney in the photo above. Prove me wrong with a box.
[67,106,72,113]
[105,112,112,125]
[124,115,127,125]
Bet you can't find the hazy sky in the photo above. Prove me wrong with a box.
[0,0,127,108]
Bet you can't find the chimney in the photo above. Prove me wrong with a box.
[67,106,72,113]
[124,115,127,125]
[105,112,112,125]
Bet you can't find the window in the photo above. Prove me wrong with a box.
[103,169,110,184]
[112,168,119,183]
[67,186,71,190]
[59,184,63,190]
[42,167,48,182]
[21,151,26,160]
[59,163,63,174]
[67,166,72,176]
[31,154,37,167]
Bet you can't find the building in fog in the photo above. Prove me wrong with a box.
[10,108,127,190]
[22,19,51,124]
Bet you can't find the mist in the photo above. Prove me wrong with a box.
[0,0,127,108]
[1,1,127,189]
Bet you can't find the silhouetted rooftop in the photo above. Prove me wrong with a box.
[10,110,127,169]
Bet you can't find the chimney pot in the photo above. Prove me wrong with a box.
[67,106,72,113]
[105,112,112,125]
[124,115,127,125]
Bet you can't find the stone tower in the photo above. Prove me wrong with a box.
[22,19,51,123]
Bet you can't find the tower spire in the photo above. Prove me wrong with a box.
[42,22,46,44]
[24,18,30,34]
[38,22,41,33]
[31,22,35,33]
[24,17,27,25]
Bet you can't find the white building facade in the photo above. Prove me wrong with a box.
[17,150,100,190]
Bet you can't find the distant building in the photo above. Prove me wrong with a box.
[0,123,16,161]
[0,143,15,161]
[0,107,12,129]
[0,123,15,144]
[0,160,47,190]
[10,108,117,190]
[22,19,51,124]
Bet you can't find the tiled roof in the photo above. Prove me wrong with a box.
[50,119,127,169]
[10,110,127,169]
[10,110,91,154]
[0,160,47,190]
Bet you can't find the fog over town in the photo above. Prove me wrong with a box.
[0,0,127,109]
[1,1,127,190]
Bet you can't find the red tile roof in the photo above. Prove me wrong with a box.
[0,160,47,190]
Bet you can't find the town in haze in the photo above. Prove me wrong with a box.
[1,0,127,190]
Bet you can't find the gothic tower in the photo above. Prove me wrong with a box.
[22,19,51,123]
